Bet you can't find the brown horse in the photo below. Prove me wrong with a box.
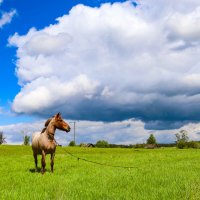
[32,113,70,174]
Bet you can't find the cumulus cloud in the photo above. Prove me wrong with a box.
[9,0,200,129]
[167,7,200,47]
[13,74,99,115]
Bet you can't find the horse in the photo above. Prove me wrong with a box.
[32,113,71,174]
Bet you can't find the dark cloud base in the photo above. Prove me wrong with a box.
[144,120,193,130]
[16,98,200,130]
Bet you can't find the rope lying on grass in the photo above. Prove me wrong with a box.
[60,147,138,169]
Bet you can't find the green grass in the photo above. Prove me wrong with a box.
[1,146,200,200]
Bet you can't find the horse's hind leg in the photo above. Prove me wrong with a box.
[41,150,46,174]
[33,152,38,172]
[50,153,55,173]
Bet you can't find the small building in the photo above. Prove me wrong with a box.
[87,143,95,147]
[80,143,95,147]
[145,144,157,149]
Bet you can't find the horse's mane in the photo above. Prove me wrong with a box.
[41,118,52,133]
[41,128,46,133]
[45,118,52,127]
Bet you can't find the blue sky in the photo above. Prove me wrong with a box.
[1,0,200,144]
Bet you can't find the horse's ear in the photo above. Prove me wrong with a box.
[55,112,61,119]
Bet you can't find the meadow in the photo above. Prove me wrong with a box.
[1,146,200,200]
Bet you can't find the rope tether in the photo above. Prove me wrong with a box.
[61,148,137,169]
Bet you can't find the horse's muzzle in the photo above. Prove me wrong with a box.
[66,127,71,132]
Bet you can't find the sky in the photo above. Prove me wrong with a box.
[1,0,200,145]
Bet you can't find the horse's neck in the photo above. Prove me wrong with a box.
[44,122,56,138]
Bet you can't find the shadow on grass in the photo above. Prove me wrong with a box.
[29,168,52,173]
[29,168,41,173]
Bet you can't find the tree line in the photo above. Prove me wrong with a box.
[69,130,200,149]
[1,129,200,149]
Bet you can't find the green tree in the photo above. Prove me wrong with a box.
[175,130,189,149]
[175,130,189,143]
[95,140,109,148]
[69,141,76,146]
[24,135,30,145]
[0,131,6,144]
[146,134,157,145]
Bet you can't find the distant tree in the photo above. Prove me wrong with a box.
[96,140,109,148]
[187,141,200,149]
[146,134,157,145]
[0,131,6,144]
[24,135,30,146]
[175,130,189,143]
[69,141,76,146]
[175,130,189,149]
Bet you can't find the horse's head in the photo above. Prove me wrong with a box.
[53,113,71,132]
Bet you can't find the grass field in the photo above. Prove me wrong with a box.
[1,146,200,200]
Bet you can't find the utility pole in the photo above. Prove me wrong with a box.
[73,121,76,144]
[21,130,25,144]
[69,121,76,144]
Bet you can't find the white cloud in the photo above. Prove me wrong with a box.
[0,120,43,144]
[1,119,200,145]
[12,74,99,114]
[9,1,200,128]
[0,9,16,28]
[167,7,200,46]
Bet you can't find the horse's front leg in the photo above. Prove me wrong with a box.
[41,150,46,174]
[50,153,55,173]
